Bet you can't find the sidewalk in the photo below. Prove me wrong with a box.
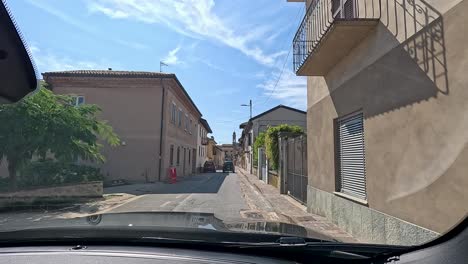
[236,166,358,243]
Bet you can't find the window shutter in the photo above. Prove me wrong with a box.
[338,112,366,200]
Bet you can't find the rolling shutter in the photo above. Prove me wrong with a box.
[338,112,366,200]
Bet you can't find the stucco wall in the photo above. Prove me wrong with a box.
[162,79,200,180]
[306,0,468,235]
[252,107,307,139]
[49,77,163,183]
[195,122,209,171]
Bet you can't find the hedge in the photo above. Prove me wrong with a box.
[16,159,103,189]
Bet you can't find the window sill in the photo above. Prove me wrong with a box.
[333,192,368,206]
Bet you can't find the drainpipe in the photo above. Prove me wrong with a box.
[158,77,166,182]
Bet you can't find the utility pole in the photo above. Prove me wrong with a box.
[241,99,252,119]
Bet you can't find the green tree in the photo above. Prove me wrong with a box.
[253,132,265,167]
[265,124,303,170]
[0,85,120,187]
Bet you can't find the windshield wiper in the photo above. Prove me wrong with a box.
[0,227,408,260]
[140,236,405,260]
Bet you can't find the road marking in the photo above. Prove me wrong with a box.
[173,194,194,211]
[98,195,146,214]
[176,194,183,199]
[160,201,171,208]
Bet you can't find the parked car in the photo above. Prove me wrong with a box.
[203,161,216,173]
[222,161,235,173]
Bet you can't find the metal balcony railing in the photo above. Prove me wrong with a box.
[293,0,381,73]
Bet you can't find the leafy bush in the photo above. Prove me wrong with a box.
[253,132,266,167]
[265,124,303,170]
[0,86,119,188]
[17,159,103,188]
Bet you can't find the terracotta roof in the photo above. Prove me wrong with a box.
[42,70,203,117]
[42,70,173,78]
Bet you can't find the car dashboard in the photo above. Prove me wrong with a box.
[0,245,294,264]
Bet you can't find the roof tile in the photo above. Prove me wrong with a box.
[42,70,173,78]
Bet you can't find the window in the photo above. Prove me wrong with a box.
[199,146,201,156]
[336,112,366,200]
[178,109,182,127]
[189,119,193,134]
[177,146,180,165]
[331,0,355,19]
[248,132,252,146]
[170,145,174,166]
[171,102,176,123]
[71,95,85,107]
[185,114,188,131]
[188,149,191,164]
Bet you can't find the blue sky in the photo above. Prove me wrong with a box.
[7,0,307,144]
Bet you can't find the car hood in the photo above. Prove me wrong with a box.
[1,211,334,242]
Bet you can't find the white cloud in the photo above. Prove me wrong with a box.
[163,46,181,65]
[26,0,148,51]
[30,44,114,73]
[257,69,307,109]
[87,0,286,66]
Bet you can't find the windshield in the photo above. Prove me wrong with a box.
[0,0,467,247]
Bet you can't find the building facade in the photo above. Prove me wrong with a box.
[239,105,307,173]
[213,145,225,169]
[290,0,468,244]
[43,70,205,183]
[207,137,216,161]
[219,144,235,161]
[196,118,212,172]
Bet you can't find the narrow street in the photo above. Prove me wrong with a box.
[105,172,248,222]
[0,170,355,242]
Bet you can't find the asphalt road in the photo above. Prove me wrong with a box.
[106,172,249,222]
[0,172,248,231]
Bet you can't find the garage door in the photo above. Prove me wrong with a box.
[338,112,366,200]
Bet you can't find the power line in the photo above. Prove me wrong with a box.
[212,115,251,124]
[256,5,306,106]
[261,47,291,104]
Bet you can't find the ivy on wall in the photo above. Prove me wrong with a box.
[253,132,265,167]
[253,124,304,170]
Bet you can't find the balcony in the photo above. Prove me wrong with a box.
[293,0,381,76]
[201,137,209,145]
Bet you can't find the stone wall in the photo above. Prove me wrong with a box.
[0,181,103,208]
[307,186,439,245]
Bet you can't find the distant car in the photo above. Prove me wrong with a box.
[222,161,235,173]
[203,161,216,173]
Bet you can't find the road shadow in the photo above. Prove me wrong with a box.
[104,172,230,195]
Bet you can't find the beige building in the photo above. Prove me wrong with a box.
[213,145,225,169]
[207,137,216,161]
[196,118,212,172]
[239,105,307,173]
[290,0,468,244]
[43,70,205,183]
[219,144,235,161]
